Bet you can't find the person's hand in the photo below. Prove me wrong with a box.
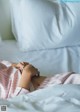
[12,62,29,72]
[23,64,40,78]
[18,63,40,90]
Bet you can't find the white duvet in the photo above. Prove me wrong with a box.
[0,85,80,112]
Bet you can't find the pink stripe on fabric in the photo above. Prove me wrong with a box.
[0,61,21,99]
[13,87,29,97]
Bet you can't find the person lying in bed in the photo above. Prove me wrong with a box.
[0,61,80,99]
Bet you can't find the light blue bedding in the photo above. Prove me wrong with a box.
[0,85,80,112]
[0,40,80,76]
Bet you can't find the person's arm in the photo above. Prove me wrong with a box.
[11,63,39,98]
[18,64,39,90]
[18,70,31,90]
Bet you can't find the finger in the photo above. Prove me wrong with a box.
[16,63,24,70]
[22,62,29,67]
[24,62,29,65]
[20,62,24,65]
[19,63,25,68]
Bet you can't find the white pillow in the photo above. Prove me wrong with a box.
[10,0,21,41]
[10,0,75,51]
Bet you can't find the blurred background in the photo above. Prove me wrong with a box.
[0,0,14,40]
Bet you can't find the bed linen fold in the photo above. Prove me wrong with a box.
[0,85,80,112]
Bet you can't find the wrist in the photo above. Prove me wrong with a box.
[18,72,31,90]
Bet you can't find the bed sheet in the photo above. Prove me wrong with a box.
[1,85,80,112]
[0,40,80,76]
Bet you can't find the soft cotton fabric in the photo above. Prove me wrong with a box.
[0,61,21,99]
[10,0,77,51]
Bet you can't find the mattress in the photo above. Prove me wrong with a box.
[0,40,80,76]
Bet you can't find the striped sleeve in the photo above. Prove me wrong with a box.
[12,87,30,97]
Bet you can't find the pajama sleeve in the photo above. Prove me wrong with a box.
[13,87,30,97]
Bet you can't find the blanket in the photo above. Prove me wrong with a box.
[0,85,80,112]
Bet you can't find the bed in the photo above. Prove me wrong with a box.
[0,40,80,112]
[0,0,80,112]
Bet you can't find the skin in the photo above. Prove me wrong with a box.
[12,62,46,91]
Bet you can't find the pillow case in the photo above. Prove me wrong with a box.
[10,0,21,40]
[10,0,75,51]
